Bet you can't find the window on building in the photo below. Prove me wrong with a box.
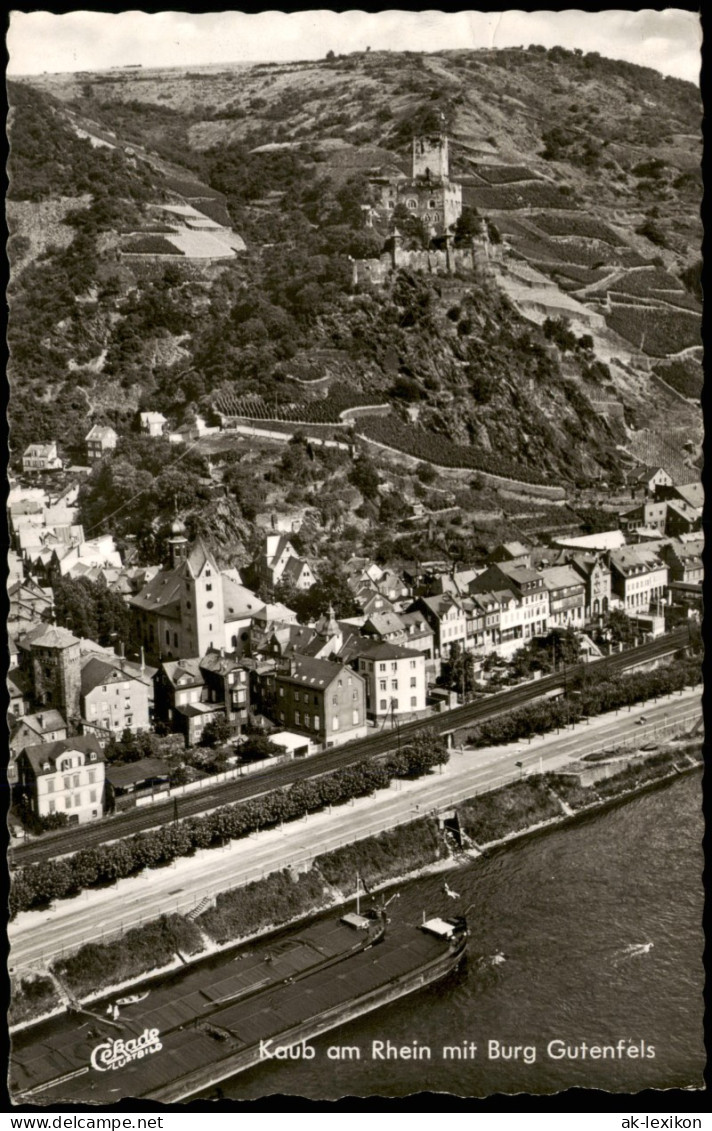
[295,711,300,725]
[63,776,71,790]
[88,770,95,785]
[410,676,417,688]
[205,568,211,577]
[206,583,212,591]
[279,687,284,697]
[74,794,81,808]
[352,690,359,700]
[380,699,387,711]
[166,631,170,644]
[65,796,71,809]
[90,790,97,803]
[332,717,339,731]
[379,663,386,673]
[313,716,320,731]
[47,779,54,793]
[379,679,387,691]
[48,799,56,814]
[304,714,310,728]
[352,709,359,726]
[391,680,398,691]
[332,695,338,705]
[207,601,214,610]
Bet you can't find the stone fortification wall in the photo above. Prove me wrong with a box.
[353,244,477,288]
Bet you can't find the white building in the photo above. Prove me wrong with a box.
[17,734,105,824]
[353,640,427,720]
[608,548,668,612]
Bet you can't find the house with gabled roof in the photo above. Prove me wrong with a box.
[254,655,367,746]
[10,708,67,756]
[406,594,468,657]
[139,411,168,437]
[85,424,118,462]
[251,534,316,592]
[16,734,105,824]
[79,653,154,738]
[608,547,668,613]
[22,442,63,473]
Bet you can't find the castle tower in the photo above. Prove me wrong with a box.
[412,133,449,181]
[179,537,224,657]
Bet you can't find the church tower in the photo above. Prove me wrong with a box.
[178,538,224,657]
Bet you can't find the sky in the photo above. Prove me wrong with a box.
[7,9,702,85]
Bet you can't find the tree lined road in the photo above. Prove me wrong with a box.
[11,628,690,869]
[9,690,700,972]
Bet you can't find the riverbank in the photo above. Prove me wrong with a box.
[10,744,701,1032]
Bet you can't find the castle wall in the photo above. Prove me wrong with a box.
[352,245,477,287]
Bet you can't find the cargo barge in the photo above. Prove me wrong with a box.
[11,905,468,1104]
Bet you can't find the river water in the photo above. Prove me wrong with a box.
[217,773,704,1099]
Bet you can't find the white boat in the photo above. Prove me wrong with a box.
[115,991,150,1006]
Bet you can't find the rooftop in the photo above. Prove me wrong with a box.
[21,734,104,775]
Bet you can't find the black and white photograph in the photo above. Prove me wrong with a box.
[5,8,704,1111]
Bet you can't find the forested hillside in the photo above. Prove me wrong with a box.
[7,45,701,565]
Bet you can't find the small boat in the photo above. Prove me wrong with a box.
[115,991,150,1006]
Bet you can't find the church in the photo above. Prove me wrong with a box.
[128,527,262,662]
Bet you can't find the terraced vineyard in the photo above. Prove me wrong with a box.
[606,304,701,356]
[471,165,543,185]
[214,390,385,423]
[355,415,554,485]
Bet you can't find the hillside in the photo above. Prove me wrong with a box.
[7,46,701,564]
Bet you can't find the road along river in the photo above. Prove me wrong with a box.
[9,691,700,971]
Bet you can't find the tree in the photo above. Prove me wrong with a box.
[349,457,380,501]
[200,716,233,748]
[239,735,282,763]
[439,641,477,697]
[605,608,637,647]
[453,206,481,243]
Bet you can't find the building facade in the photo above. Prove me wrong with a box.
[352,641,426,720]
[255,656,367,746]
[16,735,105,824]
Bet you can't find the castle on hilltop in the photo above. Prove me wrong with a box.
[368,130,463,239]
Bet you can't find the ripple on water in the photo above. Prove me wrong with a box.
[213,774,704,1100]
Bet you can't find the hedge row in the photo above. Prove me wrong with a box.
[54,914,204,1000]
[9,974,61,1028]
[315,816,443,891]
[457,779,561,844]
[10,741,449,918]
[198,868,332,946]
[466,658,699,748]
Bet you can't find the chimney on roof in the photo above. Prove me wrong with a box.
[140,646,145,673]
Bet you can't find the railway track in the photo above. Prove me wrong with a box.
[10,628,692,868]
